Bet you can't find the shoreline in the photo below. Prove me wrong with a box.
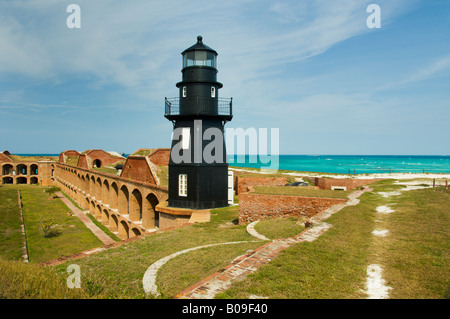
[229,166,450,181]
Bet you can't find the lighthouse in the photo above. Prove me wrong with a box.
[165,36,233,209]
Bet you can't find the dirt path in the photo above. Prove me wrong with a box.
[56,192,115,246]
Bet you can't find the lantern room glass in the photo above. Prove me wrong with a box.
[183,51,216,68]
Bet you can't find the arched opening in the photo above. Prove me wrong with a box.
[102,180,110,206]
[30,177,38,184]
[30,164,38,175]
[95,205,102,220]
[93,159,102,168]
[143,193,160,228]
[2,177,13,184]
[90,176,95,197]
[16,164,27,175]
[85,197,90,210]
[2,164,13,175]
[85,174,90,194]
[16,177,27,184]
[102,209,109,225]
[96,177,102,201]
[90,201,96,214]
[110,214,119,232]
[130,228,141,238]
[110,182,119,209]
[130,189,142,221]
[118,220,129,239]
[118,185,129,215]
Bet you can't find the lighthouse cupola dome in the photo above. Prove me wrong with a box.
[182,36,217,69]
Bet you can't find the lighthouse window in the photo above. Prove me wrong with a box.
[183,51,216,68]
[178,174,187,197]
[182,86,186,97]
[181,127,190,150]
[211,86,216,98]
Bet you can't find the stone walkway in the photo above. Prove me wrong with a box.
[56,192,115,246]
[173,187,369,299]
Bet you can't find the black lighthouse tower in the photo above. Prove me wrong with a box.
[165,36,232,209]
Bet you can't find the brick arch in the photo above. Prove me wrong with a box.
[16,164,28,175]
[102,209,109,225]
[130,227,142,238]
[118,220,129,239]
[110,214,119,232]
[2,176,13,184]
[110,182,119,209]
[30,164,38,175]
[95,204,102,220]
[143,192,159,228]
[96,177,103,201]
[16,176,27,184]
[2,164,14,175]
[90,200,96,214]
[118,184,129,215]
[90,175,95,197]
[130,188,143,221]
[102,179,110,206]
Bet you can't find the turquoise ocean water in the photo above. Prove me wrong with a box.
[18,154,450,174]
[227,155,450,174]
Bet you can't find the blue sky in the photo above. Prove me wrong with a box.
[0,0,449,155]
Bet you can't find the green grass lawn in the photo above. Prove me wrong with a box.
[1,179,448,299]
[54,205,262,298]
[216,180,450,299]
[378,185,450,298]
[0,186,25,260]
[1,185,103,264]
[254,216,305,240]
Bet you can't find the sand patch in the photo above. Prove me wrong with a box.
[378,191,402,198]
[364,264,392,299]
[376,205,395,214]
[372,229,389,237]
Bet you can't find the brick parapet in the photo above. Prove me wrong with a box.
[238,192,347,224]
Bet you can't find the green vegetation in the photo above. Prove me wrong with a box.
[1,178,448,299]
[131,149,154,156]
[54,205,261,298]
[254,216,305,240]
[0,187,24,260]
[91,166,119,175]
[376,185,450,298]
[253,185,350,199]
[85,213,120,242]
[8,154,59,162]
[0,185,103,264]
[155,165,169,187]
[0,257,90,299]
[65,156,79,166]
[216,180,450,299]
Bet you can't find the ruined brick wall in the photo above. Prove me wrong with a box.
[0,153,12,163]
[77,154,89,169]
[86,150,122,167]
[148,148,170,166]
[235,176,287,195]
[120,156,157,184]
[64,150,80,156]
[238,193,347,224]
[315,177,375,190]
